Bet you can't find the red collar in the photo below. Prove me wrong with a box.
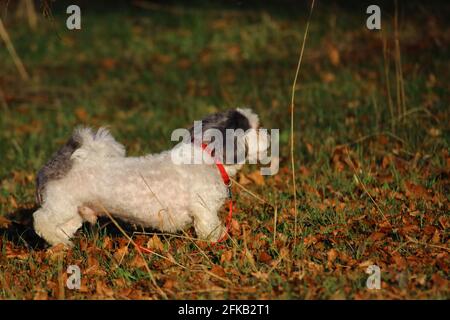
[200,142,233,245]
[201,143,231,192]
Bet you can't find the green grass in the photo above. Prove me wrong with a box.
[0,1,449,299]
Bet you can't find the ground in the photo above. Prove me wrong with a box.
[0,1,448,299]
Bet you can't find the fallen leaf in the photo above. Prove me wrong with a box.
[147,235,164,252]
[129,254,147,268]
[0,216,11,228]
[113,245,129,263]
[327,45,340,66]
[210,265,226,278]
[238,173,251,186]
[327,249,338,263]
[75,107,88,121]
[259,251,272,264]
[404,181,430,199]
[369,232,386,241]
[163,278,176,290]
[96,280,114,297]
[246,171,265,186]
[220,250,233,263]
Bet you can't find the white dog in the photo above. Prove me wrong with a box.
[33,108,269,246]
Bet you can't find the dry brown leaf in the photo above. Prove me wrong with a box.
[230,219,240,235]
[369,232,386,241]
[75,107,88,121]
[431,230,441,244]
[33,287,48,300]
[113,245,129,263]
[0,216,11,228]
[246,170,265,186]
[321,72,335,83]
[220,250,233,263]
[129,254,147,269]
[358,260,374,268]
[238,173,252,186]
[404,181,430,199]
[147,234,164,252]
[210,264,226,278]
[259,251,272,264]
[96,280,114,297]
[327,45,340,66]
[101,58,117,70]
[327,249,338,263]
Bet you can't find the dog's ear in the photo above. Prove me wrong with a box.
[35,133,82,205]
[188,109,255,163]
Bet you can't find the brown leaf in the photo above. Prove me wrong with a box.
[238,173,252,186]
[404,181,430,199]
[438,216,448,229]
[210,265,226,278]
[163,278,176,290]
[6,247,29,260]
[33,287,48,300]
[0,216,11,228]
[147,234,164,252]
[259,251,272,264]
[220,250,233,263]
[358,260,374,268]
[327,45,340,66]
[431,230,441,244]
[230,219,240,235]
[321,72,335,83]
[299,165,310,177]
[101,58,117,70]
[327,249,338,263]
[129,254,147,269]
[246,171,265,186]
[75,107,88,121]
[369,232,386,241]
[96,280,114,297]
[391,254,407,269]
[102,236,113,250]
[113,245,129,263]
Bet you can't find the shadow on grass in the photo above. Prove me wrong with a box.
[1,206,47,250]
[1,206,160,251]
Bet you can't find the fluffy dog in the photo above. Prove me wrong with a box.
[33,108,269,246]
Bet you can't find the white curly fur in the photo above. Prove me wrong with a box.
[33,109,268,246]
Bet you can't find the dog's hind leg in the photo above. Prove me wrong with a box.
[33,206,83,246]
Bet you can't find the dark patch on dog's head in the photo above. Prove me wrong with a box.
[188,109,252,163]
[35,133,82,205]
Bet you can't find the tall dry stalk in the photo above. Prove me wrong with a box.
[394,0,407,124]
[0,17,30,80]
[290,0,315,246]
[382,31,395,132]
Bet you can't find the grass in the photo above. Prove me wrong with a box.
[0,0,449,299]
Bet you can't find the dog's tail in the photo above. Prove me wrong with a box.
[70,127,126,162]
[35,127,125,205]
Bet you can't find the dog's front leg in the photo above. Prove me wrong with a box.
[33,206,83,247]
[190,203,226,242]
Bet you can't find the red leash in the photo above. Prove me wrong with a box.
[137,143,233,254]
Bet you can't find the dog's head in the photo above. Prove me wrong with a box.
[188,108,270,166]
